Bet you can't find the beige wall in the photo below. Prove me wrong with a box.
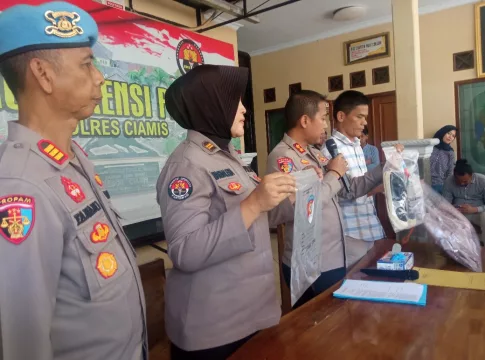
[251,3,476,174]
[133,0,239,62]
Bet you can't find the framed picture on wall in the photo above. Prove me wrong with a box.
[343,32,390,66]
[475,3,485,77]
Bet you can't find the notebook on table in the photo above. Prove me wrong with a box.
[333,279,427,306]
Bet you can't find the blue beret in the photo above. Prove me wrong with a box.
[0,1,98,62]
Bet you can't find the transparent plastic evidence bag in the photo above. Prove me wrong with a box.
[290,170,323,306]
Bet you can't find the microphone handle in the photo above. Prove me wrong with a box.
[340,172,350,192]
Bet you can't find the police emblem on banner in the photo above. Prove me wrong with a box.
[277,157,294,173]
[176,39,204,75]
[168,177,193,201]
[306,194,315,224]
[0,195,35,245]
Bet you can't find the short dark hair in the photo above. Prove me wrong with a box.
[284,90,327,130]
[333,90,369,120]
[362,126,369,136]
[0,50,59,98]
[454,159,473,176]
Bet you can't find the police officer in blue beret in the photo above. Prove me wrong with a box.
[0,2,147,359]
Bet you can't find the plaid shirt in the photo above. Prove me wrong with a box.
[323,130,384,241]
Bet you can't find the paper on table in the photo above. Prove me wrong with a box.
[333,279,427,306]
[408,267,485,290]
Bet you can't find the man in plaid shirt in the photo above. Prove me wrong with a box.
[323,91,391,266]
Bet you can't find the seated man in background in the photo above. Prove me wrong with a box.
[360,126,380,170]
[443,159,485,245]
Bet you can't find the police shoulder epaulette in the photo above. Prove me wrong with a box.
[37,139,68,165]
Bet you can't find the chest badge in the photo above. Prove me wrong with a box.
[319,155,329,163]
[228,182,242,191]
[301,159,310,165]
[96,252,118,279]
[90,222,110,243]
[277,157,295,173]
[94,174,103,187]
[293,143,306,154]
[0,195,35,245]
[252,174,261,183]
[61,176,85,203]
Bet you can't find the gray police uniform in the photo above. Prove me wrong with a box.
[267,133,383,271]
[156,130,280,351]
[0,122,146,360]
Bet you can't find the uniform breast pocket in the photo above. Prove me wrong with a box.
[75,220,131,301]
[216,178,250,209]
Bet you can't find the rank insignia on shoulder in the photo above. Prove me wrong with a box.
[38,139,68,165]
[96,252,118,279]
[277,157,295,173]
[293,143,306,154]
[61,176,85,203]
[203,141,216,152]
[94,174,103,187]
[168,177,193,201]
[301,159,310,165]
[0,195,35,245]
[90,222,110,243]
[228,182,242,191]
[45,10,84,39]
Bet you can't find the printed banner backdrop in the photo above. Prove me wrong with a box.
[0,0,238,225]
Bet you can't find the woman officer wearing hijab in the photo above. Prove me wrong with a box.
[156,65,296,360]
[430,125,458,194]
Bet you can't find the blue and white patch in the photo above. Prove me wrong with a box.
[168,177,193,201]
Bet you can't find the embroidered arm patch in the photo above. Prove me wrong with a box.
[277,157,295,173]
[0,195,35,245]
[168,177,193,201]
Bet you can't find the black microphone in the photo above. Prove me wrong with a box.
[326,138,350,192]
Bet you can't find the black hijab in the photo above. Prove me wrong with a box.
[165,64,248,150]
[433,125,457,151]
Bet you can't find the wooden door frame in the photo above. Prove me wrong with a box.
[265,108,285,154]
[367,90,396,148]
[454,77,485,159]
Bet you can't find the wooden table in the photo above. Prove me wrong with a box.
[231,240,485,360]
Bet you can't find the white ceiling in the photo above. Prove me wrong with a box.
[233,0,477,55]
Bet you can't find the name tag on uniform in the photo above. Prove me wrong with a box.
[211,168,235,181]
[74,201,102,226]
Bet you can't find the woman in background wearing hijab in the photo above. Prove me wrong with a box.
[156,65,296,360]
[430,125,458,194]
